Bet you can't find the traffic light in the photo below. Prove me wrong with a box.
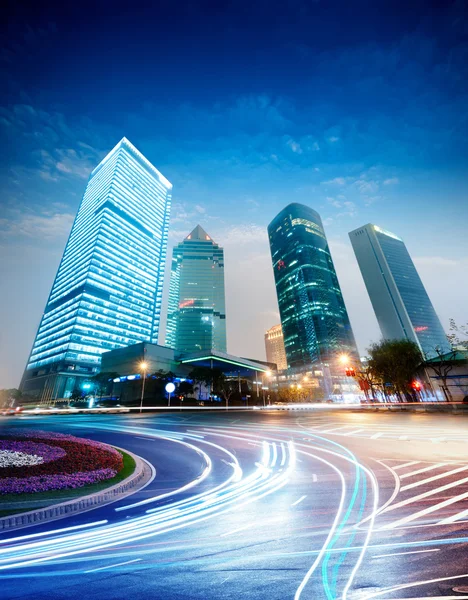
[411,380,421,390]
[345,367,356,377]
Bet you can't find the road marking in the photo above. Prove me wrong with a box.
[393,461,420,471]
[291,495,307,507]
[399,435,408,441]
[322,426,351,433]
[438,507,468,525]
[399,462,447,479]
[312,474,318,482]
[134,436,152,440]
[431,437,446,443]
[230,419,240,424]
[85,558,142,573]
[220,524,252,537]
[382,475,468,516]
[372,548,440,559]
[358,572,468,599]
[382,489,468,530]
[344,429,364,435]
[371,432,383,439]
[401,465,468,491]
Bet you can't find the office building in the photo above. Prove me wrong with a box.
[349,223,450,358]
[165,225,226,353]
[20,137,172,400]
[264,324,288,371]
[268,203,358,373]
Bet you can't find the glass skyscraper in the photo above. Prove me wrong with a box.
[349,223,450,358]
[166,225,226,353]
[268,203,358,371]
[21,137,172,400]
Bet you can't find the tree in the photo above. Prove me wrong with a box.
[188,367,224,400]
[214,375,236,406]
[448,319,468,350]
[367,339,423,401]
[354,364,382,401]
[178,380,195,399]
[90,372,120,401]
[424,346,457,402]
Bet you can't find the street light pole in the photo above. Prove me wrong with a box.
[139,361,148,414]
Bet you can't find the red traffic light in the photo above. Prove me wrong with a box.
[411,381,422,390]
[345,368,356,377]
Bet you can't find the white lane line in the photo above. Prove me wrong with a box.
[372,548,440,559]
[393,461,420,471]
[400,462,446,479]
[431,437,446,443]
[438,507,468,525]
[220,524,252,537]
[291,495,307,507]
[399,436,408,441]
[401,465,468,492]
[382,489,468,530]
[230,419,240,424]
[312,474,318,482]
[371,432,383,439]
[135,436,152,440]
[85,558,142,573]
[344,429,364,435]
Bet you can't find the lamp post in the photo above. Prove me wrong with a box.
[139,361,148,413]
[166,382,175,407]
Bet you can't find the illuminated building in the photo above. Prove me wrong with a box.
[264,324,288,371]
[268,203,358,374]
[165,225,226,353]
[349,223,450,358]
[20,137,172,400]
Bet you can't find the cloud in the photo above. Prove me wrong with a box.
[195,204,206,214]
[322,176,346,185]
[383,177,399,185]
[0,208,74,241]
[328,136,340,143]
[286,138,303,154]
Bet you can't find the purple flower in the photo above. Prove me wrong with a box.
[0,469,118,494]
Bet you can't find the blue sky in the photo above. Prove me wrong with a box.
[1,0,467,387]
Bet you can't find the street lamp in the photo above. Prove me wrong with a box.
[139,361,148,413]
[166,382,175,407]
[339,354,350,366]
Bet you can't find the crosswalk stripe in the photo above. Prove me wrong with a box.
[382,476,468,515]
[371,432,383,439]
[399,463,446,479]
[400,465,468,492]
[344,429,364,435]
[438,507,468,525]
[393,461,420,471]
[381,489,468,530]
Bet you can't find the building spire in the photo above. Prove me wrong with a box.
[186,225,212,241]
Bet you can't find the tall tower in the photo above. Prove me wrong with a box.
[268,203,358,372]
[349,223,450,358]
[21,137,172,400]
[264,324,288,371]
[166,225,226,353]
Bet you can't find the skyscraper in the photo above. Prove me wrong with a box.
[165,225,226,353]
[264,324,288,371]
[21,137,172,400]
[268,203,358,372]
[349,223,450,358]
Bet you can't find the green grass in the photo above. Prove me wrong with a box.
[0,449,136,518]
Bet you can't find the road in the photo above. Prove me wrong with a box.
[1,409,468,599]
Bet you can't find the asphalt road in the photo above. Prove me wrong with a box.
[1,409,468,599]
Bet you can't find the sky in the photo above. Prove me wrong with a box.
[1,0,467,388]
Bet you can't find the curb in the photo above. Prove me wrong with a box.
[0,446,154,532]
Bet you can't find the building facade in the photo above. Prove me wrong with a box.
[165,225,227,353]
[264,324,288,371]
[349,223,450,358]
[20,137,172,400]
[268,203,359,374]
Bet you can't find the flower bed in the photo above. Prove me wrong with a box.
[0,431,124,495]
